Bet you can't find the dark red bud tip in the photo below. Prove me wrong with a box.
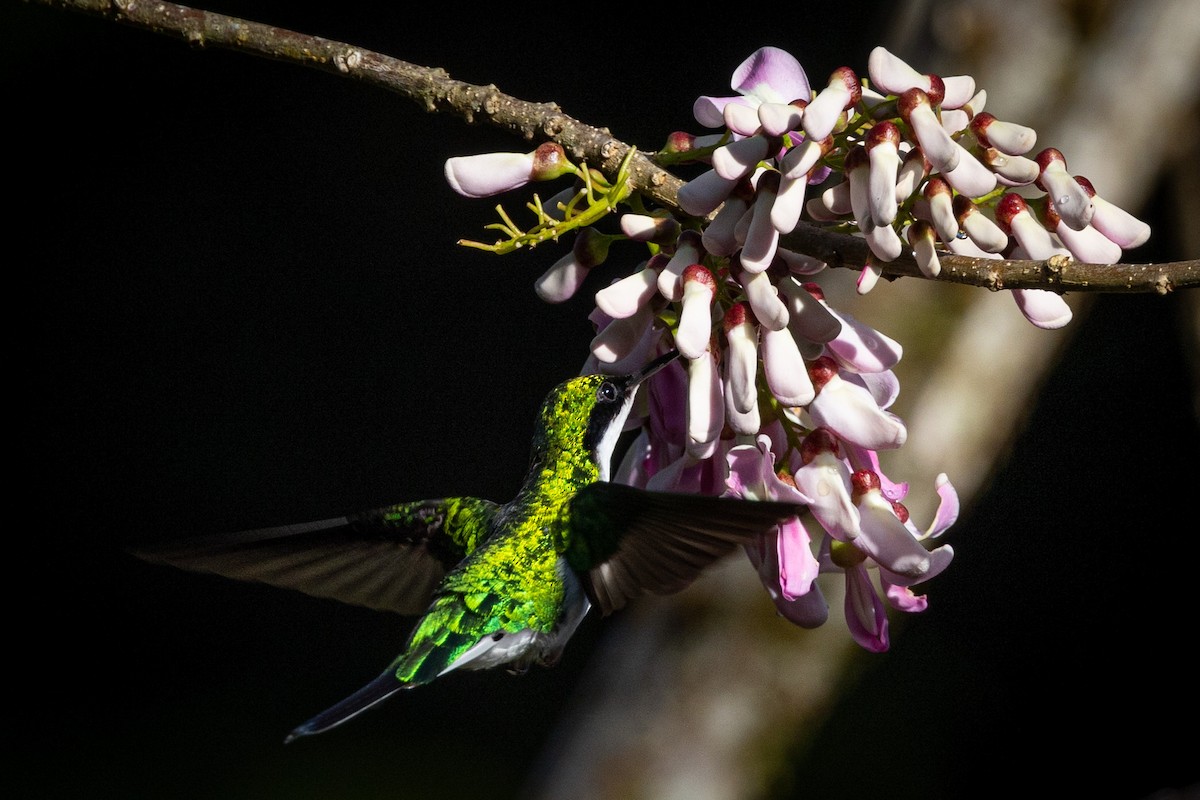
[850,469,882,501]
[1029,194,1058,228]
[924,74,945,107]
[807,355,838,390]
[682,263,716,289]
[951,193,977,221]
[802,281,825,301]
[723,301,757,330]
[896,87,930,121]
[844,144,869,172]
[800,426,841,465]
[902,146,932,176]
[832,66,862,107]
[969,112,997,146]
[1034,147,1066,172]
[994,192,1029,232]
[663,131,697,153]
[789,97,810,110]
[647,252,671,270]
[907,219,935,243]
[1074,175,1097,197]
[891,501,910,524]
[866,121,901,150]
[923,176,951,198]
[531,142,569,179]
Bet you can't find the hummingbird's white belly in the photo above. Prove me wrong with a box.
[438,558,592,676]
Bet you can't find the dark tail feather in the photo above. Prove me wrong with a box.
[284,669,407,743]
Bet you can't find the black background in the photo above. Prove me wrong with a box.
[10,3,1198,799]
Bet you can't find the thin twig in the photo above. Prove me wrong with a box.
[29,0,1200,294]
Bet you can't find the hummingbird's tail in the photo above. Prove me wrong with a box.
[284,670,408,743]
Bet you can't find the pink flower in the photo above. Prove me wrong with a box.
[724,435,819,605]
[693,46,812,133]
[444,142,575,198]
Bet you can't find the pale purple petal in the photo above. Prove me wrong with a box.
[925,473,959,538]
[685,347,724,459]
[880,544,954,587]
[1090,195,1152,249]
[444,151,534,198]
[534,251,589,303]
[972,113,1037,155]
[693,95,741,129]
[723,372,761,435]
[958,202,1010,253]
[676,266,717,359]
[739,171,781,273]
[925,178,959,243]
[802,79,852,142]
[702,193,751,256]
[842,442,908,502]
[731,46,811,104]
[1013,289,1073,330]
[845,564,890,652]
[595,263,659,319]
[723,102,764,137]
[823,306,903,374]
[741,270,789,331]
[863,223,904,264]
[725,315,759,414]
[724,435,811,504]
[778,517,819,598]
[1039,157,1094,231]
[761,327,815,407]
[868,140,902,226]
[794,451,860,540]
[855,488,933,578]
[867,46,924,96]
[645,452,701,493]
[884,581,929,613]
[677,169,738,217]
[940,75,977,109]
[775,248,827,276]
[907,101,959,173]
[613,428,652,488]
[744,537,829,627]
[1056,221,1123,265]
[942,144,997,198]
[771,172,808,234]
[658,229,704,302]
[908,219,941,278]
[843,368,900,410]
[758,101,805,137]
[808,373,907,450]
[778,279,842,344]
[590,303,654,364]
[712,134,772,180]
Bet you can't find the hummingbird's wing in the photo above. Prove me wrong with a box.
[131,497,499,615]
[562,483,802,615]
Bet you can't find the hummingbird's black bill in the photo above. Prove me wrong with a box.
[631,349,680,386]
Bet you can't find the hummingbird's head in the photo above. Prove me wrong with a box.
[535,349,680,481]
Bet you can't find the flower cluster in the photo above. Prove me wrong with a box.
[442,45,1149,652]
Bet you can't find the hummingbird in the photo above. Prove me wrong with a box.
[133,348,802,742]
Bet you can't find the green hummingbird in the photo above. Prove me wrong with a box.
[134,349,801,742]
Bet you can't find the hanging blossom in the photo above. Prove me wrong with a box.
[442,45,1150,652]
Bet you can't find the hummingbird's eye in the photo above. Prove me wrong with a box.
[596,381,620,403]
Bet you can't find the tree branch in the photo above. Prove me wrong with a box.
[32,0,1200,295]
